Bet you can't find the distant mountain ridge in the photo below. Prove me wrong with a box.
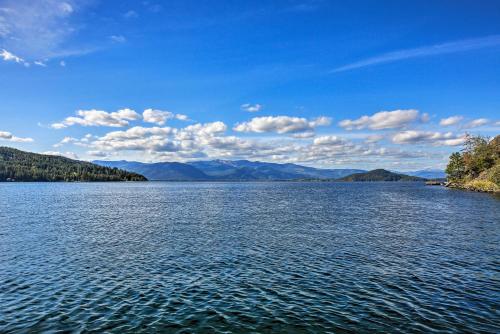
[338,169,426,182]
[404,169,446,179]
[93,159,365,181]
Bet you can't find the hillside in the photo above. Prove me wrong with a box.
[446,134,500,193]
[94,159,365,181]
[338,169,426,182]
[0,147,147,182]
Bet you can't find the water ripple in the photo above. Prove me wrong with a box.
[0,182,499,333]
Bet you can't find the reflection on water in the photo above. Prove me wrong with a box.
[1,182,499,333]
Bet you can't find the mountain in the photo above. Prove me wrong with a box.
[0,147,147,182]
[94,159,365,181]
[405,169,446,179]
[338,169,427,182]
[94,160,210,181]
[188,160,365,180]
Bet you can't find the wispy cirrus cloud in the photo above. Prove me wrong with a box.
[333,35,500,73]
[0,48,28,66]
[0,0,96,63]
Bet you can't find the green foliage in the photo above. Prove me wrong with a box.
[462,135,496,178]
[0,147,147,182]
[445,152,466,182]
[446,134,500,190]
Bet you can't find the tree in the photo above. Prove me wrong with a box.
[446,152,466,182]
[462,134,495,178]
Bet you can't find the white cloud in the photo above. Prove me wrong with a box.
[175,114,189,121]
[67,120,441,169]
[440,116,463,126]
[59,60,66,67]
[241,103,263,113]
[0,48,28,66]
[34,60,47,67]
[339,109,419,130]
[51,108,141,129]
[392,130,465,146]
[364,134,385,143]
[313,135,345,146]
[142,109,189,125]
[143,109,174,125]
[0,130,33,142]
[463,118,489,129]
[233,116,331,134]
[110,35,126,43]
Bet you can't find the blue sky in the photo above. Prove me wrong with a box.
[0,0,499,170]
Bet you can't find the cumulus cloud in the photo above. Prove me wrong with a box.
[364,134,385,143]
[339,109,419,130]
[313,135,345,146]
[142,109,188,125]
[463,118,489,129]
[392,130,465,146]
[233,116,331,135]
[61,120,438,168]
[51,108,140,129]
[241,103,263,112]
[0,130,33,142]
[440,116,463,126]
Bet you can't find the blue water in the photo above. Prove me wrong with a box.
[0,182,499,333]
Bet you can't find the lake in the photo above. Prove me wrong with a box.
[1,182,499,333]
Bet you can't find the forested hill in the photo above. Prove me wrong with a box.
[338,169,426,182]
[0,147,147,182]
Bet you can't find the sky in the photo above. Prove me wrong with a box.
[0,0,499,170]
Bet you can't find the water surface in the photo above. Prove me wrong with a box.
[1,182,499,333]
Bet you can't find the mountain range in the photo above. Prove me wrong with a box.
[403,169,447,179]
[94,159,438,182]
[93,159,365,181]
